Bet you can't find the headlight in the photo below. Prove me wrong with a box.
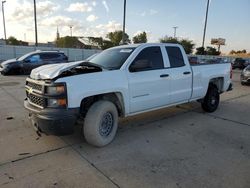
[46,83,67,108]
[47,98,67,108]
[46,84,66,95]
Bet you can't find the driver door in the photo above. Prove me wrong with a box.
[127,46,171,113]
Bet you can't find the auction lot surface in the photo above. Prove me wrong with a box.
[0,70,249,188]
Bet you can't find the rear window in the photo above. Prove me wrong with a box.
[165,47,185,68]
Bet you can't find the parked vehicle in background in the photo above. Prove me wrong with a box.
[241,65,250,85]
[0,50,68,75]
[232,58,249,70]
[24,43,233,147]
[188,56,199,65]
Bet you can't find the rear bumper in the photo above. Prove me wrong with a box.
[24,99,79,135]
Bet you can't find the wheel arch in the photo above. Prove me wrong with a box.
[80,92,125,118]
[209,77,224,93]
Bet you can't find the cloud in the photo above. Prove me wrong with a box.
[137,9,158,17]
[96,21,122,33]
[40,15,83,31]
[140,12,146,17]
[66,2,92,12]
[102,1,109,13]
[92,1,97,7]
[86,14,98,22]
[9,0,59,21]
[149,9,158,15]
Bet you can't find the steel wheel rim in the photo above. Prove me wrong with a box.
[210,94,218,107]
[99,112,114,137]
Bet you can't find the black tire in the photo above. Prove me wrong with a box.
[201,85,220,113]
[83,100,118,147]
[241,82,245,86]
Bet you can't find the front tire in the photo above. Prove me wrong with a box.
[201,85,220,113]
[83,100,118,147]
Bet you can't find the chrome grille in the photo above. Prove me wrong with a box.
[26,81,42,92]
[27,92,45,108]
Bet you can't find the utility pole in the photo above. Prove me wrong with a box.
[173,26,178,38]
[69,26,73,37]
[2,0,6,41]
[122,0,126,44]
[202,0,210,48]
[33,0,38,46]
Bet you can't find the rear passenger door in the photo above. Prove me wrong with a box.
[127,46,171,113]
[40,53,61,65]
[165,46,192,104]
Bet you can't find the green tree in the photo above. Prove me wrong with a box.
[159,36,178,43]
[206,46,220,55]
[56,36,79,48]
[229,50,236,54]
[179,39,195,54]
[88,37,115,50]
[159,36,195,54]
[133,31,147,43]
[196,47,206,55]
[102,40,114,50]
[196,46,220,55]
[106,30,130,46]
[7,36,21,45]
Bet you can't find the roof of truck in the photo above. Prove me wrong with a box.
[112,43,181,49]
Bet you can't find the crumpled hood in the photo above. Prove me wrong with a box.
[1,58,19,67]
[30,61,102,80]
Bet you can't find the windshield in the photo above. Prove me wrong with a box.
[89,47,135,70]
[18,52,35,61]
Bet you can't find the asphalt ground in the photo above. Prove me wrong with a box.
[0,70,249,188]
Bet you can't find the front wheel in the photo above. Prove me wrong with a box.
[83,100,118,147]
[201,85,220,113]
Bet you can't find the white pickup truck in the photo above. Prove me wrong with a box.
[24,43,233,147]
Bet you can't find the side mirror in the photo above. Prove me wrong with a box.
[129,59,151,72]
[24,59,31,63]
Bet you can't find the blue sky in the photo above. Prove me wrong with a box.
[0,0,249,53]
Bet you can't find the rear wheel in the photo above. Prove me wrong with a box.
[201,85,220,113]
[83,100,118,147]
[241,82,246,85]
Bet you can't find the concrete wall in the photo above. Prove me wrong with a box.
[0,45,101,62]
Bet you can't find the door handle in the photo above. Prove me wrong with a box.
[160,74,169,78]
[183,71,191,75]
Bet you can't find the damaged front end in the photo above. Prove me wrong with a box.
[24,61,103,135]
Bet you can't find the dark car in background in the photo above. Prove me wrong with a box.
[232,58,249,70]
[241,65,250,85]
[0,50,68,75]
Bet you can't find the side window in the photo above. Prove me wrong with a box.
[41,53,59,60]
[27,54,41,63]
[40,53,50,60]
[165,47,185,68]
[129,46,164,72]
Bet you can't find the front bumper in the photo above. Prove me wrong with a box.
[24,99,79,135]
[241,75,250,84]
[0,67,8,74]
